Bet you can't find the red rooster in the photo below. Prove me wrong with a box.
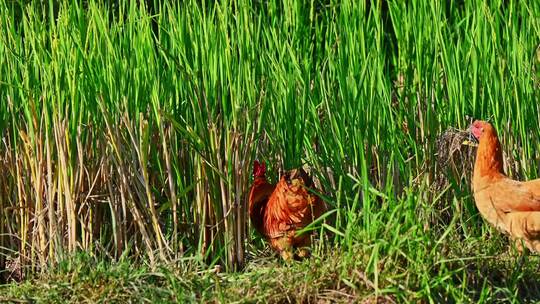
[248,161,326,260]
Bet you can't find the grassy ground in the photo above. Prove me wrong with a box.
[1,0,540,302]
[1,245,540,303]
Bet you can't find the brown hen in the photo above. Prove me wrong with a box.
[248,161,326,260]
[470,120,540,251]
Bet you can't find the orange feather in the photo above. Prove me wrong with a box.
[471,120,540,251]
[248,162,326,259]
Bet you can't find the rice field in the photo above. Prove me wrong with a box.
[1,0,540,302]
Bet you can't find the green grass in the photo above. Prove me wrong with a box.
[1,246,540,303]
[1,0,540,302]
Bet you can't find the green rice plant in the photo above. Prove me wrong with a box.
[0,0,539,300]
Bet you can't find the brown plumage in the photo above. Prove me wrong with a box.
[470,120,540,251]
[248,161,326,260]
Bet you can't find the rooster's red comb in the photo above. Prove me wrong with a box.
[253,160,266,177]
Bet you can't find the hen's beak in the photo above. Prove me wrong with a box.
[462,126,479,147]
[462,139,478,147]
